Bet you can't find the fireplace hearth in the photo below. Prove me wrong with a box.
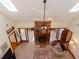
[38,36,46,43]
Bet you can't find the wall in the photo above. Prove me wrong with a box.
[0,12,13,58]
[51,21,69,28]
[14,21,34,28]
[68,19,79,59]
[14,20,69,28]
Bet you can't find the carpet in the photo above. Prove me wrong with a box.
[15,42,74,59]
[33,48,53,59]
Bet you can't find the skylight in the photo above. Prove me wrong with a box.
[0,0,18,12]
[69,3,79,12]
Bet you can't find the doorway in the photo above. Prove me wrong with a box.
[18,28,29,42]
[18,28,35,43]
[8,31,18,51]
[7,27,18,51]
[28,29,35,42]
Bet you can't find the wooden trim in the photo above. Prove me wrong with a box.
[20,40,27,42]
[18,28,29,42]
[18,27,68,42]
[18,28,22,41]
[19,28,67,30]
[7,26,18,52]
[14,31,18,45]
[67,30,73,48]
[18,28,32,29]
[68,47,76,59]
[18,28,24,41]
[8,31,18,44]
[26,29,29,42]
[50,28,66,29]
[8,30,15,37]
[19,41,29,44]
[8,36,14,52]
[62,28,73,49]
[66,28,73,34]
[7,26,14,34]
[25,29,28,41]
[8,31,18,52]
[56,28,60,41]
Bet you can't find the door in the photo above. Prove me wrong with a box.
[60,30,68,44]
[19,28,28,42]
[50,29,57,42]
[60,29,72,50]
[28,29,34,42]
[8,31,18,51]
[58,29,65,40]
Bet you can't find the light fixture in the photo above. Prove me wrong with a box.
[0,0,18,12]
[48,18,52,21]
[41,0,47,31]
[69,2,79,12]
[34,0,49,33]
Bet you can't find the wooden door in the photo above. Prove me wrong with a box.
[7,27,18,51]
[60,29,73,50]
[60,30,68,44]
[8,31,18,51]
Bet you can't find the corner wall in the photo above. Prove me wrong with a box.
[67,19,79,59]
[0,13,14,58]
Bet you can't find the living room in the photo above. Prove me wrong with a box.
[0,0,79,59]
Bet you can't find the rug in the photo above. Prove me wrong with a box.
[33,48,53,59]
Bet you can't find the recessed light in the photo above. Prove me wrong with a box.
[69,3,79,12]
[48,18,52,20]
[0,0,18,12]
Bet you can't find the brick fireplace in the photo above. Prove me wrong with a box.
[34,21,51,44]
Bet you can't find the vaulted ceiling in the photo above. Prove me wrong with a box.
[0,0,79,21]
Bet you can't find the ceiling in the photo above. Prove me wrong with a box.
[0,0,79,22]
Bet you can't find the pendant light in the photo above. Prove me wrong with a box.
[34,0,48,33]
[40,0,47,33]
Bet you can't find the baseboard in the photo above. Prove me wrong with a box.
[19,40,29,44]
[68,47,76,59]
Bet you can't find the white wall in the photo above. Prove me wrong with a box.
[68,19,79,59]
[0,13,13,58]
[51,21,69,28]
[14,21,69,28]
[14,21,34,28]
